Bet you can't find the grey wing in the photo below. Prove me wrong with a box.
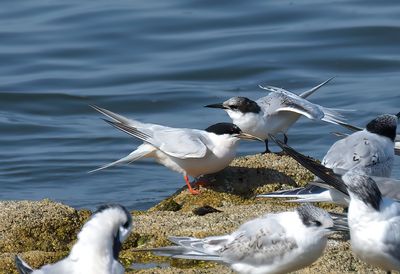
[101,119,208,159]
[373,176,400,201]
[323,131,393,176]
[262,89,344,125]
[151,128,208,159]
[257,89,324,120]
[149,235,231,261]
[221,218,298,265]
[15,256,33,274]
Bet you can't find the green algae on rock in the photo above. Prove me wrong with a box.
[0,153,386,273]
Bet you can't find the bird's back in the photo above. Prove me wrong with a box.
[323,130,394,177]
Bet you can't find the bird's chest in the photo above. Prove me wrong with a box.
[264,111,301,134]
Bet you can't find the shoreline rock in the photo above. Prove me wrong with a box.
[0,154,384,273]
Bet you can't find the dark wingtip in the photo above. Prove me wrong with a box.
[15,255,33,274]
[396,112,400,118]
[268,134,348,195]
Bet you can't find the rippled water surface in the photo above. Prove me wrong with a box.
[1,0,399,210]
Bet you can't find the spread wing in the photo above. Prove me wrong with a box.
[257,87,344,125]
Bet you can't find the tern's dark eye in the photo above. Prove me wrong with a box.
[229,105,238,110]
[122,221,130,229]
[312,220,322,227]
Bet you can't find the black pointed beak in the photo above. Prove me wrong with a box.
[396,112,400,119]
[204,103,228,109]
[113,229,122,260]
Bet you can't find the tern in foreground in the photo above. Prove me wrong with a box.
[90,105,262,194]
[15,204,133,274]
[259,136,400,205]
[260,113,398,204]
[277,163,400,273]
[139,204,344,274]
[205,78,347,153]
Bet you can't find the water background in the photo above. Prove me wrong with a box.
[1,0,399,210]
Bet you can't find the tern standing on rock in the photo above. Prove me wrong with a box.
[15,204,133,274]
[205,78,347,153]
[140,204,344,274]
[90,106,262,194]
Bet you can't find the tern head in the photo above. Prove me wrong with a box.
[342,172,382,211]
[75,204,133,261]
[366,114,398,141]
[205,97,261,114]
[297,204,334,231]
[205,123,263,141]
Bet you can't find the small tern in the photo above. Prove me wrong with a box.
[259,113,398,204]
[334,112,400,156]
[322,113,398,176]
[286,168,400,273]
[258,137,400,205]
[15,204,133,274]
[90,105,262,195]
[205,78,347,153]
[138,204,344,274]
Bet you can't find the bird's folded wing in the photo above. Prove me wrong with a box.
[221,219,297,265]
[152,129,208,159]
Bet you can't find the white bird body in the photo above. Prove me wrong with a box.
[322,130,394,177]
[259,114,398,205]
[16,204,133,274]
[145,204,336,274]
[206,78,346,152]
[90,106,261,194]
[332,173,400,272]
[348,196,400,271]
[144,131,238,177]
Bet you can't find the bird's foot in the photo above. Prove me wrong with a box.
[184,175,201,195]
[188,188,201,195]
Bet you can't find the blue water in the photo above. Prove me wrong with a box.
[1,0,399,210]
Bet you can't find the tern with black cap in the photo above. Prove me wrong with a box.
[90,105,262,194]
[205,78,347,153]
[259,113,398,204]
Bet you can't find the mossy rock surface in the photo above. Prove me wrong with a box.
[0,153,389,273]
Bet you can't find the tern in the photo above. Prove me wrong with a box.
[259,113,398,204]
[138,203,344,274]
[205,78,347,153]
[258,137,400,205]
[90,105,262,194]
[334,114,400,156]
[277,164,400,273]
[15,204,133,274]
